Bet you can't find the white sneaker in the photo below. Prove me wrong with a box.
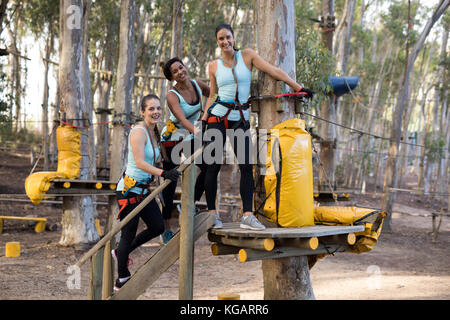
[240,213,266,230]
[212,213,223,229]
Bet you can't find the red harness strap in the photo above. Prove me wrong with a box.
[207,115,229,129]
[161,140,180,148]
[116,195,142,220]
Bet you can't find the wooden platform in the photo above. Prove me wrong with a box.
[47,179,117,195]
[209,223,364,262]
[209,223,363,239]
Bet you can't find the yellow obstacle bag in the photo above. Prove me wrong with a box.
[25,126,81,205]
[263,118,314,227]
[56,126,81,179]
[314,206,387,253]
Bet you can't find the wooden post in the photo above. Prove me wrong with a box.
[179,163,196,300]
[256,0,315,300]
[101,240,113,299]
[88,246,104,300]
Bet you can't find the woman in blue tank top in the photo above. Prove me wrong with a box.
[159,57,210,244]
[201,24,314,231]
[112,94,181,291]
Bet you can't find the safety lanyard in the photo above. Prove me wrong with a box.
[142,122,158,166]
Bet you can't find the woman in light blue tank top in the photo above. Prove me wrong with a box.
[201,24,315,231]
[159,57,211,244]
[112,94,181,291]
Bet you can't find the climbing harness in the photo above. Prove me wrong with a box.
[116,194,143,220]
[207,53,251,130]
[162,81,202,141]
[118,122,160,217]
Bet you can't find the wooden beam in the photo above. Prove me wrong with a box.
[211,243,240,256]
[276,237,319,250]
[88,246,104,300]
[320,233,356,245]
[208,233,275,251]
[179,164,196,300]
[108,212,215,300]
[238,244,349,263]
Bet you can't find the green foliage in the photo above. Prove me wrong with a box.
[22,0,59,37]
[425,133,446,162]
[0,70,13,137]
[295,0,336,107]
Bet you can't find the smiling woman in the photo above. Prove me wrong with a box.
[159,57,210,244]
[112,93,181,292]
[201,23,315,231]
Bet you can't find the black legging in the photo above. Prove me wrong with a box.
[203,120,254,212]
[115,191,164,278]
[161,138,206,220]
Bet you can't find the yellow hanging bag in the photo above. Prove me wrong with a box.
[263,118,314,227]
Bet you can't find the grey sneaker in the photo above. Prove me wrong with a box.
[240,214,266,230]
[212,213,223,229]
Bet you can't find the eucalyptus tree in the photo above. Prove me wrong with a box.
[58,0,99,246]
[23,0,59,170]
[381,0,449,232]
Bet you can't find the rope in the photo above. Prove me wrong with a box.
[60,120,90,129]
[299,110,440,150]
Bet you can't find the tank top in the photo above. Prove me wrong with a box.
[160,80,203,142]
[116,126,160,195]
[210,50,252,121]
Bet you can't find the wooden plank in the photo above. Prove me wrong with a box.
[108,212,215,300]
[52,179,117,184]
[238,244,349,262]
[209,224,364,239]
[46,187,115,195]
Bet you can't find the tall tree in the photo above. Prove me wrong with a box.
[319,0,337,191]
[381,0,449,232]
[171,0,183,58]
[59,0,99,246]
[256,0,314,300]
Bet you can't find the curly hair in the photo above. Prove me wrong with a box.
[163,57,184,81]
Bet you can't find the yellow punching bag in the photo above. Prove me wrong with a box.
[263,118,314,227]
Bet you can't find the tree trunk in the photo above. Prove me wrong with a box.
[110,0,136,183]
[59,0,99,247]
[42,29,55,171]
[256,0,314,300]
[319,0,336,191]
[170,0,183,58]
[381,0,449,232]
[108,0,137,257]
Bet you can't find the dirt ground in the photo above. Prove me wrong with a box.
[0,149,449,300]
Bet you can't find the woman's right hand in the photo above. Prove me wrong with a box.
[161,168,181,182]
